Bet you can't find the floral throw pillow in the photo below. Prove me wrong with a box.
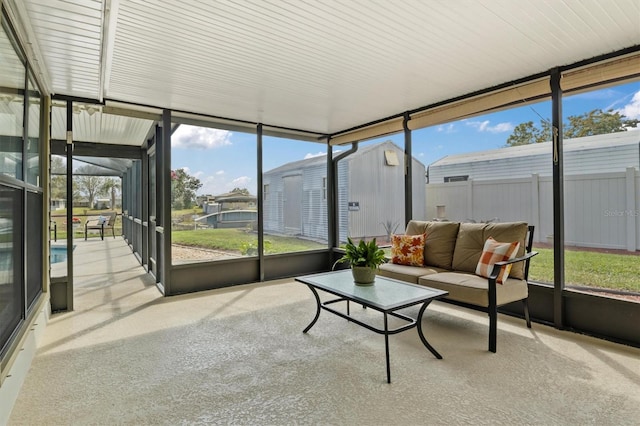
[475,237,520,284]
[391,234,426,266]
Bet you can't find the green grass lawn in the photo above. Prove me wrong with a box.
[171,230,638,292]
[171,231,638,292]
[171,208,203,220]
[529,247,640,292]
[50,221,639,293]
[172,228,326,254]
[50,209,122,241]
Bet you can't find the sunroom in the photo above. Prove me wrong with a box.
[1,0,639,421]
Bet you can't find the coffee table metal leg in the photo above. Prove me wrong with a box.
[303,285,321,333]
[416,300,443,359]
[384,313,391,383]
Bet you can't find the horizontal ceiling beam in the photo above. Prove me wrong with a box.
[51,140,143,159]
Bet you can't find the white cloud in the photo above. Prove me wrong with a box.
[616,90,640,120]
[198,173,254,196]
[467,120,514,133]
[231,176,251,187]
[304,151,326,159]
[490,122,515,133]
[172,125,232,149]
[437,123,456,133]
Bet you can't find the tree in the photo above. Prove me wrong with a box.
[101,178,121,209]
[505,121,550,146]
[231,187,250,195]
[74,165,106,208]
[50,156,67,200]
[564,109,639,138]
[505,109,638,147]
[75,175,104,208]
[171,168,202,209]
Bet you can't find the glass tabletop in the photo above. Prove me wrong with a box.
[296,270,448,311]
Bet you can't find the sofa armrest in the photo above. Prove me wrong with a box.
[489,251,539,280]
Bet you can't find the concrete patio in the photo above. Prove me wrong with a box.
[8,238,640,424]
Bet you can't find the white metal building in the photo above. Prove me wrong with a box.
[263,141,426,243]
[428,131,640,183]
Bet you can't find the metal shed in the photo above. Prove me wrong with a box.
[263,141,426,244]
[427,131,640,183]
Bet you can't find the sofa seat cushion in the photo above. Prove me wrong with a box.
[418,272,528,307]
[378,263,445,284]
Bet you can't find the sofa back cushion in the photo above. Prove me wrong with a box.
[424,222,460,269]
[405,220,428,236]
[404,220,459,269]
[452,222,528,278]
[451,223,487,274]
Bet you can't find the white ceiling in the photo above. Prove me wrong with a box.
[49,104,154,145]
[12,0,640,138]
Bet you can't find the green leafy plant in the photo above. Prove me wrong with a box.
[334,237,386,269]
[381,219,399,243]
[240,240,272,256]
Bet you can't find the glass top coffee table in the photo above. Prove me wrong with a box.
[295,270,448,383]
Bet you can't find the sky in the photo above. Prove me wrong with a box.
[171,81,640,197]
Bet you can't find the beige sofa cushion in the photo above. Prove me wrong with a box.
[378,263,445,284]
[451,223,486,273]
[404,220,459,269]
[451,222,528,279]
[405,220,428,236]
[419,272,528,307]
[423,221,459,269]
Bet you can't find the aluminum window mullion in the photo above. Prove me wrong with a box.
[551,68,565,329]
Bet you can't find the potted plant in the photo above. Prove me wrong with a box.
[334,237,386,285]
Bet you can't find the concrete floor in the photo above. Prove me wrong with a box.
[8,237,640,425]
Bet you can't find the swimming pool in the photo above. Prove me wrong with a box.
[51,245,75,264]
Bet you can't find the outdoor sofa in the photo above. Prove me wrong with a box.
[378,220,537,352]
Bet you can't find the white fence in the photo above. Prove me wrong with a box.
[424,167,640,251]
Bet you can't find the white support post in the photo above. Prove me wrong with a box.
[626,167,637,252]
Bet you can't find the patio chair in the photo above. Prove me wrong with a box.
[85,213,116,240]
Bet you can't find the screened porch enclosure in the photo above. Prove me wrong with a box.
[2,3,640,418]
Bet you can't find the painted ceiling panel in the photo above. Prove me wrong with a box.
[15,0,640,141]
[23,0,103,98]
[50,105,153,145]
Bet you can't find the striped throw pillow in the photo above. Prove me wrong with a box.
[475,237,520,284]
